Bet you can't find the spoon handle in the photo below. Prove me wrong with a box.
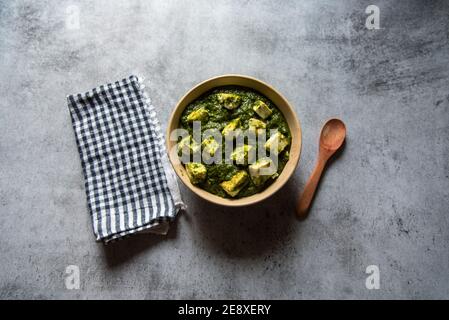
[296,157,327,219]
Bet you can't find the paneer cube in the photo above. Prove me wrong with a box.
[264,132,289,154]
[216,93,242,110]
[222,118,240,137]
[230,145,253,165]
[177,135,201,157]
[220,170,248,197]
[248,158,277,186]
[185,162,207,184]
[248,118,266,136]
[252,100,272,119]
[186,106,209,122]
[202,136,220,156]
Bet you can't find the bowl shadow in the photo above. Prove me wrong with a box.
[101,216,180,268]
[99,165,309,266]
[191,175,300,258]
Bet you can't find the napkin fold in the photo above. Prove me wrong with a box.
[67,75,185,243]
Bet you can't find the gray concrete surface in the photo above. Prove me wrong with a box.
[1,0,448,299]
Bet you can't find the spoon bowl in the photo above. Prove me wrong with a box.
[320,118,346,152]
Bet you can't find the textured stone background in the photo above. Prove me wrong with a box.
[0,0,448,299]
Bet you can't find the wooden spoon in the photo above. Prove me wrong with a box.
[296,118,346,219]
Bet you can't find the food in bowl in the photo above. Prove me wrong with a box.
[176,86,291,199]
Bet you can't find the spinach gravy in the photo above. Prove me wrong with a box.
[178,86,291,199]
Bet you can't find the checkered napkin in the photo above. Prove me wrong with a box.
[67,75,185,243]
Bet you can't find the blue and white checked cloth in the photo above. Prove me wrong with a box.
[67,75,185,243]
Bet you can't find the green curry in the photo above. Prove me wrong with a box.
[178,86,291,199]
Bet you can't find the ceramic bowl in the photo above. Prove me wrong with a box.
[166,74,301,206]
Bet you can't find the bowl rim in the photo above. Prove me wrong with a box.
[166,74,302,207]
